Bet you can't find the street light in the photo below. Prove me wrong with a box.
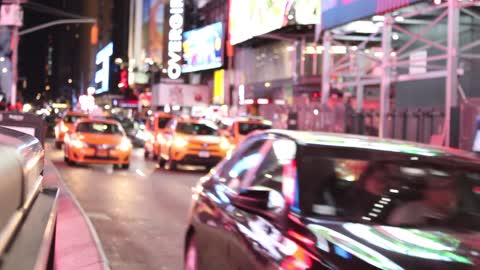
[68,78,73,84]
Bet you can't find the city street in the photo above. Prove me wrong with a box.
[46,142,202,270]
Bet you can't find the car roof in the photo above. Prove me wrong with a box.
[154,112,173,118]
[267,130,479,162]
[76,118,120,125]
[65,111,88,117]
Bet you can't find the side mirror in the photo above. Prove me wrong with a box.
[229,188,284,214]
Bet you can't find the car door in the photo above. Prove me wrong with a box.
[193,135,271,270]
[225,138,296,270]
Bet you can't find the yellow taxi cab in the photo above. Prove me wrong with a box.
[54,111,88,149]
[63,118,132,169]
[219,117,272,146]
[144,112,174,160]
[158,117,230,170]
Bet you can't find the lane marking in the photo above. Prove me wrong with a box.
[87,212,113,221]
[135,169,146,177]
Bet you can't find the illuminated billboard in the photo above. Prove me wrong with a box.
[229,0,321,45]
[94,42,113,94]
[142,0,165,65]
[182,22,224,73]
[322,0,423,30]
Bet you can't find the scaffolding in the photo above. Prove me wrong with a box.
[321,0,480,147]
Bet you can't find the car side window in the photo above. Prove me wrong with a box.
[248,148,283,193]
[218,138,267,190]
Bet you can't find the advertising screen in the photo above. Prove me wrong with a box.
[182,22,224,73]
[142,0,165,65]
[322,0,423,30]
[229,0,321,45]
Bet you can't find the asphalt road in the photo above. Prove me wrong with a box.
[47,142,203,270]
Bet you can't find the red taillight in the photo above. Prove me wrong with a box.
[280,240,313,270]
[287,230,315,246]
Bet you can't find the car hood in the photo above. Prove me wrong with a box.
[74,133,124,145]
[305,220,480,270]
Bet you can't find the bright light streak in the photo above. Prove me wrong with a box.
[135,169,146,177]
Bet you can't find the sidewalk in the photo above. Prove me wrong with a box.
[43,160,110,270]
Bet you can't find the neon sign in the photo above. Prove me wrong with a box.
[95,42,113,94]
[167,0,184,80]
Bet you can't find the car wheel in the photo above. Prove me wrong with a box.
[55,141,62,149]
[122,164,130,170]
[184,235,198,270]
[159,157,166,168]
[165,157,177,171]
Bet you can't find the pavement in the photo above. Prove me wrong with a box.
[46,142,203,270]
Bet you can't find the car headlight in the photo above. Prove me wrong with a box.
[156,134,166,144]
[220,138,231,150]
[71,139,86,148]
[118,138,132,152]
[173,137,188,148]
[60,122,68,133]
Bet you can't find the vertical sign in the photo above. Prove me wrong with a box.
[213,69,225,104]
[95,42,114,94]
[166,0,184,80]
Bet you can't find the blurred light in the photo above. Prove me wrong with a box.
[372,15,384,22]
[162,68,167,73]
[392,33,400,40]
[164,104,171,113]
[286,46,295,52]
[274,99,286,105]
[374,51,384,58]
[305,46,316,54]
[68,78,73,84]
[173,137,188,148]
[36,93,41,100]
[114,58,123,64]
[172,105,180,111]
[264,82,271,88]
[389,189,399,193]
[343,21,381,34]
[104,104,111,110]
[350,46,358,51]
[434,0,442,5]
[313,109,319,116]
[0,57,4,62]
[238,85,245,105]
[2,67,7,73]
[257,98,269,105]
[45,85,51,91]
[390,52,397,57]
[147,110,153,116]
[244,99,254,105]
[87,86,96,96]
[287,14,294,20]
[22,103,32,112]
[118,82,125,88]
[395,16,404,22]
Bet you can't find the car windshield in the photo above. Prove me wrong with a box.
[76,122,123,135]
[297,147,480,230]
[158,117,171,129]
[64,115,85,123]
[238,122,271,135]
[176,123,218,136]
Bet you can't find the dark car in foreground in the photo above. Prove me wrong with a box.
[184,130,480,270]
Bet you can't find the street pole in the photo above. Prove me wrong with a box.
[11,20,19,107]
[379,15,392,138]
[321,31,331,105]
[445,0,459,147]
